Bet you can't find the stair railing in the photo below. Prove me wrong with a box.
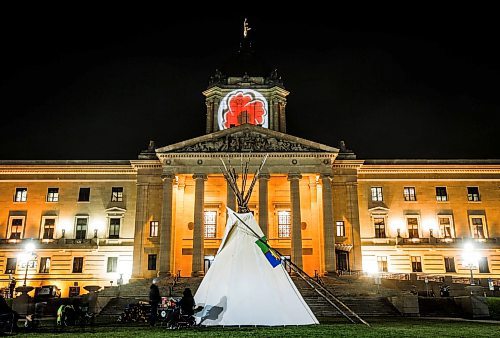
[283,258,370,327]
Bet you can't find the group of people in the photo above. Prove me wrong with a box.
[149,278,195,327]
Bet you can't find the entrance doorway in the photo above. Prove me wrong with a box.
[336,251,349,272]
[204,256,214,273]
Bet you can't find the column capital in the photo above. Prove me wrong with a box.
[259,173,270,180]
[192,173,207,181]
[161,173,176,181]
[287,173,302,181]
[320,173,332,180]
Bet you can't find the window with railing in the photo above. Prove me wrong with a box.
[9,218,24,239]
[373,217,386,238]
[204,211,217,238]
[407,217,419,238]
[278,211,291,238]
[438,216,453,238]
[42,218,56,239]
[470,216,486,239]
[109,218,121,239]
[75,218,88,240]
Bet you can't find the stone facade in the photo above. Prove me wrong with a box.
[0,66,499,298]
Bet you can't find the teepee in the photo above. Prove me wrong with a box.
[194,155,318,326]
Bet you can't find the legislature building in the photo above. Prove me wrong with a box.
[1,29,499,297]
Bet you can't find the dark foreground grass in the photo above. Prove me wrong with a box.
[15,318,499,338]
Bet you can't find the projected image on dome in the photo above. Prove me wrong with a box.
[218,89,268,130]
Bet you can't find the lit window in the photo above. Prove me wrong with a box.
[39,257,51,273]
[42,218,56,239]
[371,187,383,202]
[479,257,489,273]
[72,257,83,273]
[403,187,416,201]
[278,211,291,238]
[107,257,118,273]
[407,217,419,238]
[204,211,217,238]
[377,256,388,272]
[336,221,345,237]
[470,217,486,239]
[9,218,24,239]
[438,216,453,238]
[150,221,159,237]
[467,187,480,201]
[436,187,448,201]
[444,257,455,273]
[109,218,121,239]
[78,188,90,202]
[148,254,157,270]
[47,188,59,202]
[373,217,386,238]
[14,188,27,202]
[75,218,88,240]
[5,258,17,274]
[111,187,123,202]
[411,256,422,272]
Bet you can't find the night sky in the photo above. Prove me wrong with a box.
[1,8,499,160]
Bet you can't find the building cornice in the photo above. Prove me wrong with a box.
[0,162,136,175]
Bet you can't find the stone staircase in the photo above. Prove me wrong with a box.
[291,276,401,318]
[97,274,401,321]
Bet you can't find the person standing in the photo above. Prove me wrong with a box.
[149,278,161,326]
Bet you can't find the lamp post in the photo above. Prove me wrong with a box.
[19,241,36,287]
[462,242,479,286]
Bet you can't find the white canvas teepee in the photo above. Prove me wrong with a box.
[194,208,319,326]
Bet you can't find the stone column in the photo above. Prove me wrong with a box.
[279,101,287,133]
[192,174,207,276]
[205,100,213,134]
[132,183,149,279]
[213,99,220,132]
[272,100,279,132]
[347,182,362,271]
[226,177,236,225]
[288,173,303,268]
[258,173,270,237]
[226,178,236,212]
[321,173,336,274]
[159,174,175,277]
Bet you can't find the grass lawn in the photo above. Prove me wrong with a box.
[15,319,499,338]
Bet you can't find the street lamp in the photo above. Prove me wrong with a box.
[462,242,479,285]
[18,241,37,287]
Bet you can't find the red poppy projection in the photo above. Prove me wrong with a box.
[218,89,269,130]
